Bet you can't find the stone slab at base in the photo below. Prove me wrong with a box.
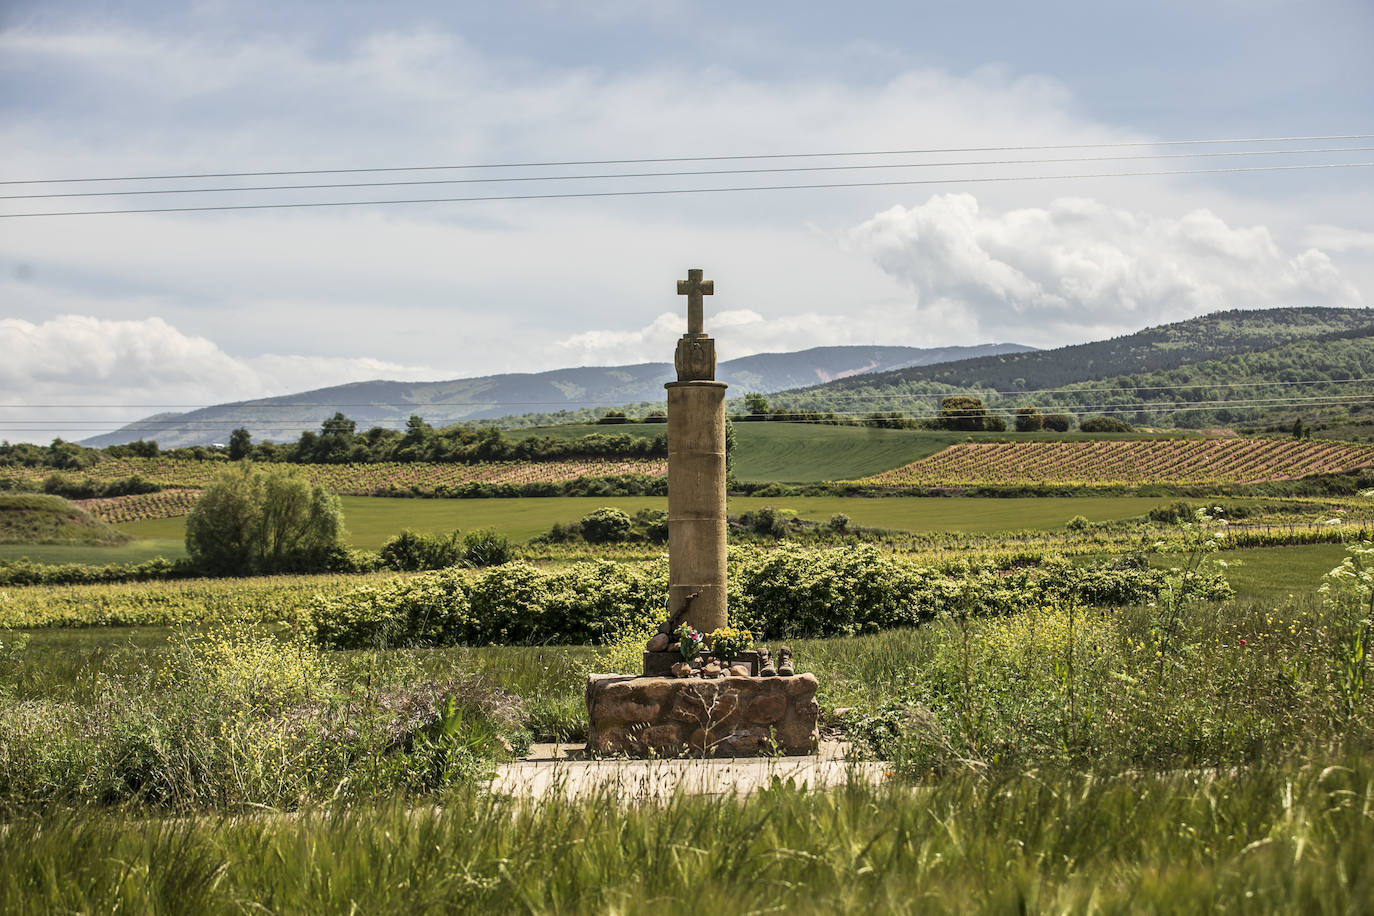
[587,672,819,757]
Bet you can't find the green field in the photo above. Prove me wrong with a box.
[508,421,950,482]
[102,494,1183,551]
[0,538,186,565]
[1192,542,1346,602]
[731,423,955,482]
[510,421,1203,483]
[0,493,1339,566]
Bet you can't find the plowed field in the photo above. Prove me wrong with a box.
[861,438,1374,486]
[9,457,666,493]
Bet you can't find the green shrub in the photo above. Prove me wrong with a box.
[1080,415,1135,432]
[308,547,1226,650]
[937,396,1000,432]
[379,529,464,571]
[579,507,633,543]
[632,508,669,544]
[463,529,513,567]
[1148,501,1197,524]
[310,568,474,649]
[0,556,189,587]
[1043,413,1074,432]
[1014,405,1044,432]
[738,506,790,538]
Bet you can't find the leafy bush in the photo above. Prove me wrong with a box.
[937,396,999,432]
[310,547,1221,649]
[310,568,475,649]
[1014,405,1044,432]
[633,508,669,544]
[738,506,791,538]
[379,529,464,571]
[1080,415,1135,432]
[311,560,665,650]
[579,507,633,543]
[0,556,190,587]
[1148,501,1197,524]
[1043,413,1075,432]
[41,473,161,499]
[463,529,513,566]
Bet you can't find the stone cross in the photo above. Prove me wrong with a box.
[663,267,727,647]
[677,268,714,336]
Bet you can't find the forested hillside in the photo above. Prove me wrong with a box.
[769,307,1374,428]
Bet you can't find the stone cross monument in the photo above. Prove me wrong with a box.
[665,268,728,637]
[584,268,819,757]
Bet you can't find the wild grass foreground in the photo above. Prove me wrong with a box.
[3,757,1371,914]
[1,524,1372,911]
[2,573,1370,810]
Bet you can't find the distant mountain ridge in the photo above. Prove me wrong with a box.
[82,343,1032,448]
[770,307,1374,428]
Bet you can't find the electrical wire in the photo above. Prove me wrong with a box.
[5,375,1372,410]
[3,161,1371,219]
[5,146,1371,201]
[5,393,1371,431]
[7,133,1374,185]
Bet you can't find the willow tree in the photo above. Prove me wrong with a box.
[186,463,345,575]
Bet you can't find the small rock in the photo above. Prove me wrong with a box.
[670,661,693,678]
[646,632,670,653]
[728,664,751,677]
[667,642,681,654]
[701,661,722,678]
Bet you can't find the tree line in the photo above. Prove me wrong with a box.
[0,413,668,469]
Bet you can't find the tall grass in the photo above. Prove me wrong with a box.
[2,756,1370,913]
[0,628,532,812]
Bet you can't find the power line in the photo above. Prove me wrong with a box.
[774,376,1374,402]
[6,146,1370,201]
[6,133,1373,185]
[5,393,1370,430]
[4,161,1371,219]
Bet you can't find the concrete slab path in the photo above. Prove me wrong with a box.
[490,740,891,800]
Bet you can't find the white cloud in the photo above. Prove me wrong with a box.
[0,315,450,442]
[554,308,776,366]
[1,18,1371,413]
[846,194,1364,346]
[1303,225,1374,254]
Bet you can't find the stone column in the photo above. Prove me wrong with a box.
[665,378,728,634]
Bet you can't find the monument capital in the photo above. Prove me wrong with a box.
[675,268,717,381]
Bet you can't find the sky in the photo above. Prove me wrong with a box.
[1,0,1372,442]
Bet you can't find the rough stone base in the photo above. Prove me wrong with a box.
[586,673,819,757]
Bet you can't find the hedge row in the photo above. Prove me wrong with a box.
[309,545,1231,649]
